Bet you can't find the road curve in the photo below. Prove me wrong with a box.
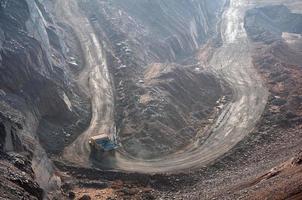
[103,0,268,173]
[61,0,268,173]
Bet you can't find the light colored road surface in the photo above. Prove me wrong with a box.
[59,0,115,166]
[61,0,268,172]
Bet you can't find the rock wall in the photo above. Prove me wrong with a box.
[0,0,90,153]
[0,0,90,196]
[80,0,225,64]
[0,151,44,200]
[0,102,43,199]
[245,5,302,43]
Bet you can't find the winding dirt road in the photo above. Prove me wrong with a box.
[59,0,115,166]
[61,0,268,173]
[107,0,268,172]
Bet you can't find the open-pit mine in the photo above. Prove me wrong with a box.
[0,0,302,199]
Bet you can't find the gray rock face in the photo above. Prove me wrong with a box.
[111,0,217,59]
[0,29,3,63]
[0,28,3,47]
[0,105,43,200]
[80,0,225,63]
[0,151,44,200]
[0,0,90,196]
[25,0,51,59]
[245,5,302,43]
[0,0,90,152]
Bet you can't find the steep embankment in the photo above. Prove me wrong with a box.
[0,103,43,200]
[0,0,90,197]
[80,0,224,63]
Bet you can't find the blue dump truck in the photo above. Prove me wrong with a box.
[89,134,118,156]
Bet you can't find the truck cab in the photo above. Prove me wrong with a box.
[89,134,118,156]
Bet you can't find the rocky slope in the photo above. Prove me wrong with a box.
[0,104,44,199]
[0,0,227,198]
[82,0,224,62]
[153,4,302,199]
[0,151,44,200]
[155,4,302,199]
[0,0,90,197]
[239,4,302,198]
[77,0,228,160]
[0,0,91,153]
[1,0,301,199]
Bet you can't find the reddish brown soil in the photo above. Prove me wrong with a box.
[236,23,302,199]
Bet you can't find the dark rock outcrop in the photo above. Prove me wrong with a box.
[0,152,44,200]
[245,5,302,43]
[0,113,43,200]
[0,0,91,154]
[81,0,225,64]
[0,0,91,197]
